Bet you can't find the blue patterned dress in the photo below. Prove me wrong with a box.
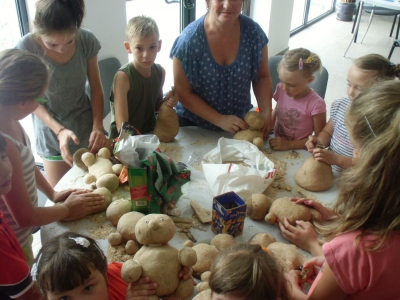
[170,14,268,130]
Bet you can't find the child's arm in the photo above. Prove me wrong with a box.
[312,112,326,136]
[269,136,308,151]
[113,71,131,134]
[312,149,354,169]
[306,119,333,150]
[307,263,347,300]
[33,105,79,167]
[270,103,277,133]
[3,138,104,227]
[156,67,167,110]
[87,55,106,153]
[279,218,323,257]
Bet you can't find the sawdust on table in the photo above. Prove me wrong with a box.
[159,142,183,163]
[262,150,291,199]
[87,212,116,239]
[107,244,134,263]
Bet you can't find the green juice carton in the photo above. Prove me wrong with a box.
[128,168,148,214]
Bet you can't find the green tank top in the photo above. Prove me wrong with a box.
[109,62,162,139]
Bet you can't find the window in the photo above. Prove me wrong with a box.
[290,0,335,35]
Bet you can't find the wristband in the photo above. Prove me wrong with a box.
[56,127,66,138]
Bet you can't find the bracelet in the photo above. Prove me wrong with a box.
[56,127,66,138]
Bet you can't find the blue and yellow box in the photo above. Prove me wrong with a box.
[211,192,246,237]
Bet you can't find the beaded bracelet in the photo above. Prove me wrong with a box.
[56,127,66,138]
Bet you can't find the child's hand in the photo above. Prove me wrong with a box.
[278,217,322,256]
[285,270,308,300]
[58,128,80,167]
[125,277,157,300]
[305,135,318,151]
[269,137,291,151]
[311,148,336,165]
[290,198,334,220]
[164,91,179,107]
[88,130,107,154]
[51,188,76,203]
[63,190,104,216]
[179,266,196,285]
[302,256,326,284]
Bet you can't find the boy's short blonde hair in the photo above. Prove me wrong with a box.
[126,15,159,41]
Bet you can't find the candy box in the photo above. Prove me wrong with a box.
[211,191,246,237]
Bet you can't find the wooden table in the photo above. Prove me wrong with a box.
[41,126,340,259]
[344,0,400,56]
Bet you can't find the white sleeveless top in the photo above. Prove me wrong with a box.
[0,127,37,247]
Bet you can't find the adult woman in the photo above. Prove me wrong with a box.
[170,0,273,137]
[15,0,106,187]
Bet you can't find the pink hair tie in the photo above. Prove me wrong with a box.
[298,58,303,70]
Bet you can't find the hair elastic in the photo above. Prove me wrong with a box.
[298,58,303,70]
[364,115,377,138]
[31,253,42,281]
[69,237,90,248]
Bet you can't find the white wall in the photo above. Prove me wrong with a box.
[84,0,128,65]
[251,0,294,56]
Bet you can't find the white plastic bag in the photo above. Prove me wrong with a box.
[202,137,276,199]
[113,130,160,168]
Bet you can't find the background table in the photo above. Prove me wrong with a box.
[344,0,400,56]
[41,126,340,258]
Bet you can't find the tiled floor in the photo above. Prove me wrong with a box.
[31,10,400,259]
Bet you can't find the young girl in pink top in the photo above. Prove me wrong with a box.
[269,48,326,151]
[287,80,400,299]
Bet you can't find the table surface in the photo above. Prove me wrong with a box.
[363,0,400,10]
[41,126,340,259]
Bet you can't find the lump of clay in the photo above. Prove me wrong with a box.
[246,194,272,220]
[233,111,265,149]
[106,199,132,226]
[121,214,197,300]
[73,148,90,170]
[92,187,113,211]
[117,211,145,241]
[267,242,305,272]
[248,232,276,247]
[210,234,235,251]
[294,155,334,192]
[191,243,219,276]
[154,87,179,143]
[80,148,120,192]
[264,197,322,226]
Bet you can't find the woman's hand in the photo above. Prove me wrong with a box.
[88,130,106,154]
[62,190,104,217]
[279,217,322,256]
[58,128,80,167]
[125,277,158,300]
[216,115,248,134]
[290,198,334,221]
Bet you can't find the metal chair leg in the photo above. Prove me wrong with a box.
[361,9,375,43]
[390,15,397,37]
[388,40,400,59]
[396,15,400,40]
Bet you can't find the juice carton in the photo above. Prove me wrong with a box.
[128,168,148,214]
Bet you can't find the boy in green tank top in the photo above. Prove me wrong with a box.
[109,16,178,139]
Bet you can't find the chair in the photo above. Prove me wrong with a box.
[268,55,329,99]
[388,39,400,59]
[86,57,122,118]
[360,7,400,43]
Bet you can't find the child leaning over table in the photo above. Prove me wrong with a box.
[0,49,104,267]
[33,231,193,300]
[109,15,178,139]
[306,53,400,173]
